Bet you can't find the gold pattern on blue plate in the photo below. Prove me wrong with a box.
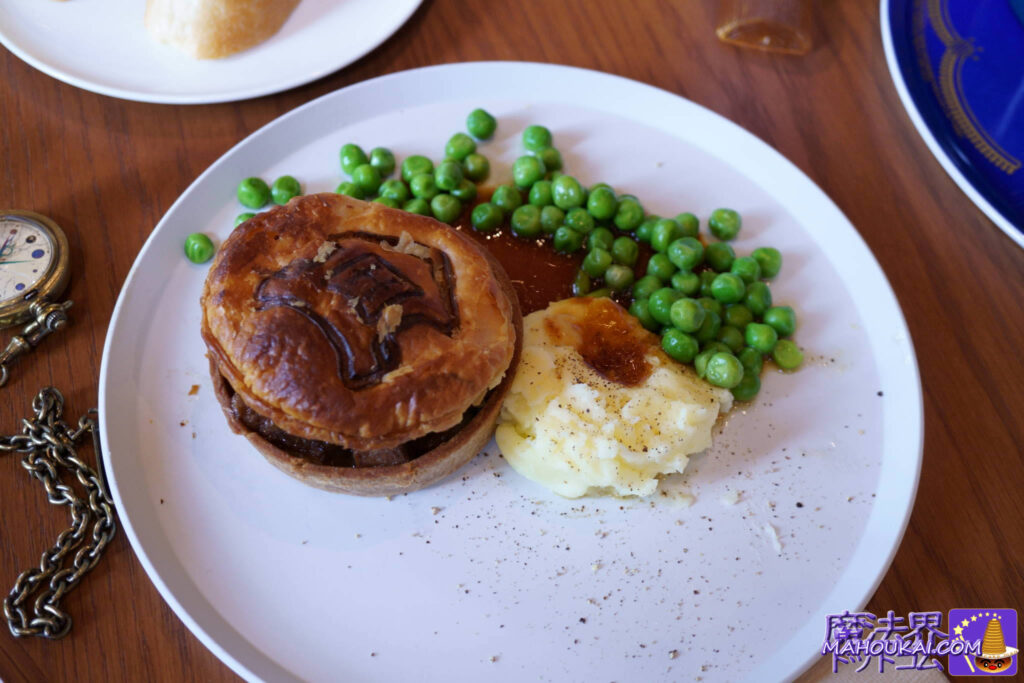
[912,0,1020,174]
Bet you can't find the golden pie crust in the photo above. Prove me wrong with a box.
[201,193,521,494]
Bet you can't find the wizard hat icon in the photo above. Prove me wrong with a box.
[979,618,1019,660]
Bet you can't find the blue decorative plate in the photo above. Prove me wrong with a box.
[882,0,1024,248]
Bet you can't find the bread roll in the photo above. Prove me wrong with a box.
[145,0,300,59]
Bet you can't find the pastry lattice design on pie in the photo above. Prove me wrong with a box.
[255,232,458,391]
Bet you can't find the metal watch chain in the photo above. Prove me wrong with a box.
[0,387,116,639]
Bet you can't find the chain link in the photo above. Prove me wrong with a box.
[0,387,116,639]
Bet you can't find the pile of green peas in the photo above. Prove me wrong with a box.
[334,107,498,225]
[462,120,802,402]
[627,209,802,401]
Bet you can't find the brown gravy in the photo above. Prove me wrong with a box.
[575,302,652,386]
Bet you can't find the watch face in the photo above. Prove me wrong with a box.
[0,216,56,303]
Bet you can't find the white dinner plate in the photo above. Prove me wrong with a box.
[0,0,421,104]
[99,62,923,682]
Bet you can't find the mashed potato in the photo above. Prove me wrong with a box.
[495,297,731,498]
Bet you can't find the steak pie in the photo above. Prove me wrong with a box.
[201,193,521,496]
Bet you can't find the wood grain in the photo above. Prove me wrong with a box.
[1,1,1021,680]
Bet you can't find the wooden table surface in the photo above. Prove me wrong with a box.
[1,1,1021,681]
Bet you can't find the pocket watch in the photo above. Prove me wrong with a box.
[0,210,73,386]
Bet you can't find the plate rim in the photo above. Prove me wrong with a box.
[0,0,423,105]
[98,60,925,682]
[880,0,1024,249]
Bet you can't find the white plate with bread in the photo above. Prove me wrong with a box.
[0,0,422,104]
[99,63,923,681]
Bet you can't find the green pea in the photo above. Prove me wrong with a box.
[522,124,552,152]
[335,181,364,199]
[667,237,703,270]
[630,299,660,332]
[730,256,762,284]
[744,281,773,317]
[582,248,613,278]
[611,236,639,267]
[491,184,522,212]
[711,273,746,304]
[234,212,255,227]
[694,309,722,344]
[648,288,683,326]
[551,175,584,209]
[471,202,503,232]
[184,233,215,263]
[763,306,796,337]
[271,175,301,205]
[340,144,368,175]
[635,215,659,243]
[572,270,592,296]
[379,179,410,202]
[650,218,681,253]
[535,147,563,172]
[669,298,705,333]
[435,160,464,192]
[462,153,490,182]
[698,270,718,297]
[352,164,382,195]
[671,271,700,296]
[540,206,565,234]
[431,194,462,224]
[553,226,584,253]
[604,264,635,292]
[709,208,741,241]
[451,178,478,203]
[646,253,677,282]
[694,348,715,378]
[403,197,431,216]
[705,242,736,272]
[237,177,271,209]
[661,328,699,363]
[528,180,553,206]
[614,198,644,232]
[401,155,434,183]
[589,183,612,192]
[675,212,699,238]
[445,133,476,161]
[410,173,439,200]
[369,147,396,177]
[632,274,662,301]
[724,304,754,329]
[745,323,778,354]
[587,228,615,252]
[586,288,612,299]
[565,207,595,234]
[697,296,723,317]
[586,187,618,221]
[466,108,497,139]
[510,155,544,189]
[752,247,782,279]
[772,339,804,370]
[705,352,744,388]
[730,372,761,401]
[373,196,400,209]
[511,204,542,238]
[717,325,745,353]
[738,347,763,376]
